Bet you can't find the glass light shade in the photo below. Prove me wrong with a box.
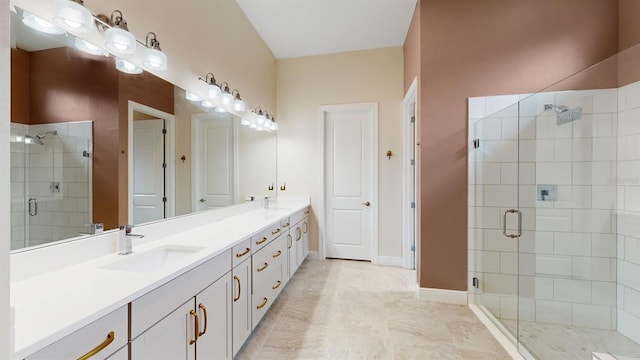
[256,123,264,131]
[206,84,222,99]
[75,38,108,56]
[23,11,65,34]
[115,58,142,74]
[222,92,234,105]
[240,118,250,126]
[264,118,273,130]
[201,100,215,108]
[186,92,201,102]
[105,27,136,55]
[256,114,266,125]
[249,119,257,129]
[233,99,245,112]
[214,107,226,113]
[142,47,167,71]
[270,121,278,131]
[52,0,94,33]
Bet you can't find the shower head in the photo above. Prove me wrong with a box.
[544,104,582,125]
[24,135,45,145]
[35,130,58,140]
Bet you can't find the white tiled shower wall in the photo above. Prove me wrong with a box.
[469,88,621,332]
[617,82,640,344]
[10,121,92,250]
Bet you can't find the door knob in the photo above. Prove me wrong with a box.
[200,198,206,203]
[362,201,371,207]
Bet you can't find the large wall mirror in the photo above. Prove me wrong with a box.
[9,6,278,251]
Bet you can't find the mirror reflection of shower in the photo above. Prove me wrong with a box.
[10,121,93,250]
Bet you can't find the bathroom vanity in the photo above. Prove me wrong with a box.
[9,197,310,359]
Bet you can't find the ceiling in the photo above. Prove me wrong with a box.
[234,0,418,59]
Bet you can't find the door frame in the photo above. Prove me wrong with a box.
[402,77,418,269]
[128,101,176,224]
[317,102,379,263]
[191,112,240,212]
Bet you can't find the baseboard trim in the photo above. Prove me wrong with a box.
[376,256,403,267]
[307,251,319,260]
[468,304,526,360]
[417,287,468,305]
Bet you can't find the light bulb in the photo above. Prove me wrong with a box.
[142,48,167,71]
[52,0,94,34]
[233,99,245,112]
[202,100,215,108]
[186,92,201,102]
[256,115,266,125]
[222,92,233,105]
[105,27,136,55]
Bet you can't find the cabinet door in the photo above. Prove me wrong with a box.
[303,217,310,259]
[287,231,297,281]
[105,345,128,360]
[195,273,232,360]
[232,259,252,356]
[130,300,196,360]
[295,223,304,269]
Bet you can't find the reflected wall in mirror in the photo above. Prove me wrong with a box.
[9,6,277,251]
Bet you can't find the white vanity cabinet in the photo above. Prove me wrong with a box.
[129,250,232,360]
[231,239,252,356]
[26,305,128,360]
[251,233,287,328]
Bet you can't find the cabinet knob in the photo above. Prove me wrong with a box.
[362,201,371,207]
[200,198,206,203]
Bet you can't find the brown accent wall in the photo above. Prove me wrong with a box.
[403,2,420,93]
[619,0,640,51]
[411,0,619,291]
[10,48,30,124]
[117,72,174,225]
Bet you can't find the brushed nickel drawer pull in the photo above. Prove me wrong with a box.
[256,297,268,309]
[257,262,269,272]
[256,237,267,245]
[273,250,282,258]
[272,280,282,290]
[236,248,250,258]
[78,331,114,360]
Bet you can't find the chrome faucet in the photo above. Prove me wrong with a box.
[118,225,144,255]
[264,196,271,209]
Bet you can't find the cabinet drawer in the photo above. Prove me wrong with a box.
[232,238,252,268]
[130,250,231,339]
[27,305,127,360]
[280,217,291,232]
[252,222,283,253]
[252,235,286,289]
[251,262,284,327]
[289,208,309,228]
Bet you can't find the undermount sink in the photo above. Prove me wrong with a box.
[103,245,205,273]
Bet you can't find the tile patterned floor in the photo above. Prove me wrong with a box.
[501,319,640,360]
[236,259,510,360]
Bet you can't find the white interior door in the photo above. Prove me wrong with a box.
[193,115,238,211]
[132,119,165,225]
[324,103,377,261]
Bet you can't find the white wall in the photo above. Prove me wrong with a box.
[1,0,11,355]
[276,47,404,258]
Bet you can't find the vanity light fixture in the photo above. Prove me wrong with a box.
[142,32,167,71]
[201,100,215,108]
[215,106,227,113]
[104,10,136,55]
[115,57,143,74]
[186,91,202,102]
[263,111,273,130]
[199,73,222,99]
[220,82,234,106]
[253,106,266,126]
[22,11,65,35]
[232,89,245,112]
[74,38,108,56]
[52,0,94,34]
[268,115,278,131]
[240,118,250,126]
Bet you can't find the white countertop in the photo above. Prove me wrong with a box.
[9,198,310,359]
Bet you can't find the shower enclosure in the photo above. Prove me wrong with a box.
[10,121,93,250]
[468,44,640,359]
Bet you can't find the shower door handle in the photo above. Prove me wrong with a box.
[28,197,38,217]
[502,209,521,239]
